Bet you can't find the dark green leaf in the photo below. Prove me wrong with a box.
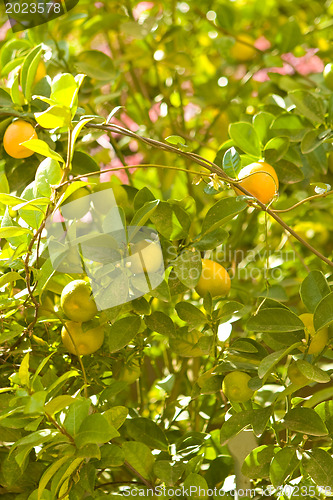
[107,316,141,352]
[281,408,328,436]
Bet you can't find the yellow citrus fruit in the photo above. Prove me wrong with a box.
[61,187,91,220]
[3,120,38,159]
[61,280,98,323]
[92,182,128,214]
[230,34,257,62]
[299,313,328,355]
[235,161,279,205]
[288,361,310,386]
[61,321,104,355]
[33,60,47,85]
[114,359,141,384]
[129,240,163,274]
[323,63,333,90]
[222,371,254,402]
[196,259,231,298]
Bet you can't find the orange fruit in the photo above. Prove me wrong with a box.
[33,60,47,85]
[230,34,257,62]
[61,280,98,323]
[3,120,37,159]
[299,313,328,355]
[196,259,231,298]
[61,321,104,356]
[235,161,279,204]
[129,240,163,274]
[222,371,254,402]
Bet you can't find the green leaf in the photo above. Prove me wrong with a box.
[300,271,330,313]
[38,456,71,500]
[70,118,94,159]
[175,302,206,327]
[270,447,299,487]
[24,391,46,414]
[165,135,186,146]
[107,316,141,352]
[63,399,91,436]
[258,343,303,380]
[21,45,42,101]
[223,147,241,178]
[271,113,309,141]
[10,429,56,455]
[35,158,63,197]
[263,137,289,163]
[302,449,333,489]
[276,19,301,52]
[75,414,119,448]
[0,271,24,288]
[122,441,154,480]
[75,50,115,80]
[289,90,325,124]
[247,308,304,332]
[313,292,333,331]
[314,401,333,434]
[183,473,208,500]
[251,407,272,437]
[281,407,328,436]
[126,418,168,450]
[229,122,261,157]
[202,197,247,233]
[194,228,228,251]
[130,200,159,228]
[301,129,325,154]
[96,444,125,468]
[295,360,330,384]
[172,249,202,289]
[0,226,32,238]
[44,396,77,417]
[144,311,176,335]
[242,445,279,479]
[220,410,253,445]
[21,139,65,163]
[103,406,128,430]
[169,329,211,357]
[150,201,190,240]
[153,460,185,487]
[34,105,72,129]
[252,112,275,144]
[50,73,79,109]
[19,352,30,387]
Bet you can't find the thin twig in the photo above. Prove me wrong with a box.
[86,122,333,268]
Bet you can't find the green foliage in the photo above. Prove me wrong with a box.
[0,0,333,498]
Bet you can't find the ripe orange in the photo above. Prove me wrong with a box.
[33,60,47,86]
[230,34,257,62]
[129,240,163,274]
[61,321,104,355]
[222,371,254,402]
[235,161,279,205]
[299,313,328,355]
[196,259,231,298]
[3,120,38,159]
[61,280,98,323]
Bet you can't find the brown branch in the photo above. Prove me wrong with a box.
[86,122,333,268]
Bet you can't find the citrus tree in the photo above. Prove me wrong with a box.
[1,0,333,499]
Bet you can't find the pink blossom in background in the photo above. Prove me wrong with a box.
[100,153,144,183]
[133,2,154,20]
[0,21,10,41]
[129,140,139,152]
[96,134,112,149]
[94,2,104,8]
[149,102,161,123]
[112,113,140,132]
[254,36,271,51]
[253,48,324,82]
[184,103,201,121]
[282,49,324,75]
